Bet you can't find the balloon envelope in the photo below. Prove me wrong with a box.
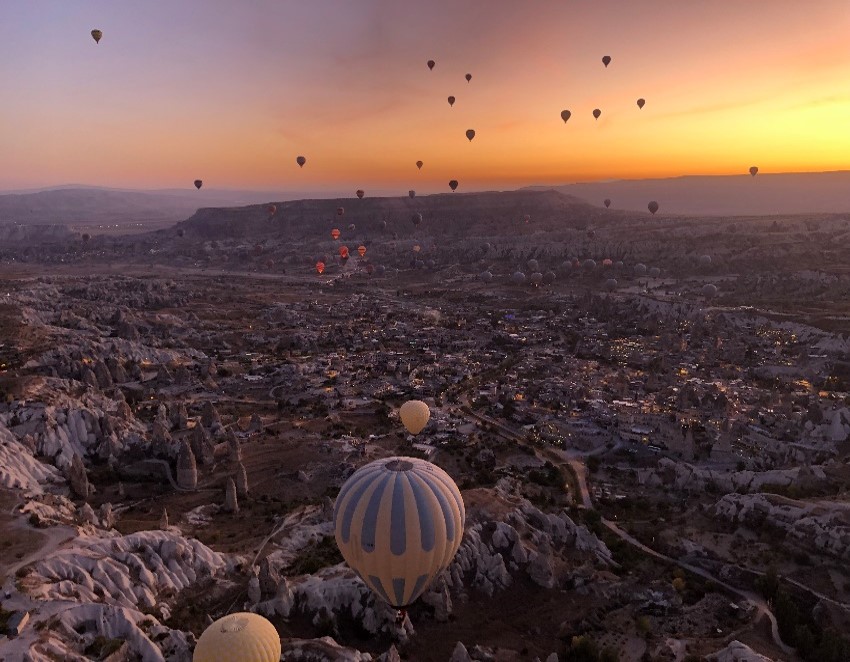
[560,109,571,123]
[193,612,281,662]
[749,166,759,177]
[399,400,430,434]
[593,109,601,120]
[647,201,659,215]
[465,73,472,82]
[637,98,645,109]
[703,283,718,298]
[604,199,611,208]
[448,96,455,107]
[408,190,416,198]
[316,261,325,274]
[605,278,618,291]
[465,129,475,142]
[194,180,203,190]
[448,180,458,191]
[331,228,341,240]
[427,60,435,70]
[337,207,345,216]
[333,456,465,608]
[91,29,103,44]
[358,245,367,257]
[356,190,365,199]
[267,205,276,216]
[412,213,422,226]
[416,160,423,170]
[296,156,306,167]
[602,55,611,67]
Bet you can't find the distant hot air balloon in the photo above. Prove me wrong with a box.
[560,110,571,123]
[465,129,476,142]
[267,205,277,217]
[527,259,539,272]
[427,60,435,70]
[416,160,423,170]
[399,400,430,434]
[339,246,349,259]
[333,456,465,611]
[648,266,660,278]
[529,272,543,287]
[544,271,556,285]
[602,258,613,267]
[413,244,421,253]
[593,109,601,120]
[81,233,91,243]
[604,199,611,208]
[448,96,455,107]
[647,201,659,215]
[749,166,759,177]
[465,73,472,82]
[408,190,416,198]
[637,98,646,109]
[480,270,493,282]
[634,263,647,276]
[511,271,526,284]
[356,189,365,199]
[296,156,306,168]
[91,29,103,44]
[193,612,281,662]
[583,259,596,271]
[605,278,618,291]
[702,283,718,299]
[376,265,386,275]
[448,180,458,191]
[357,245,367,257]
[524,214,531,224]
[194,180,203,190]
[316,261,325,274]
[348,223,356,231]
[331,228,341,240]
[412,213,422,227]
[337,207,345,216]
[699,254,712,266]
[602,55,611,67]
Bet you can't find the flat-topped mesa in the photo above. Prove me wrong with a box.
[176,441,197,490]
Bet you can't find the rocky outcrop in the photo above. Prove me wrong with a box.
[224,477,239,513]
[235,462,249,498]
[176,441,197,490]
[190,424,214,466]
[707,640,773,661]
[68,453,90,499]
[201,401,221,429]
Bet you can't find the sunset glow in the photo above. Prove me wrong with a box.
[3,0,850,192]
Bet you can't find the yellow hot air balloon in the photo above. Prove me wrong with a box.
[91,29,103,44]
[333,456,465,610]
[193,612,280,662]
[399,399,429,434]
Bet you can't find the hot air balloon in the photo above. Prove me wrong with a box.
[413,245,421,253]
[333,456,465,612]
[602,55,611,67]
[647,201,659,215]
[749,166,758,177]
[465,73,472,82]
[365,263,375,275]
[399,400,430,434]
[409,190,416,198]
[448,180,458,192]
[637,98,646,109]
[296,156,306,168]
[480,271,493,282]
[605,278,618,291]
[560,109,571,123]
[91,29,103,44]
[530,272,543,286]
[340,246,349,259]
[316,261,325,274]
[193,612,281,662]
[543,271,556,285]
[267,205,277,217]
[583,259,596,271]
[602,258,613,267]
[465,129,475,142]
[416,160,423,170]
[331,228,341,240]
[337,207,345,216]
[412,213,422,226]
[593,109,601,120]
[193,180,203,190]
[634,263,647,276]
[527,259,539,273]
[348,223,356,231]
[448,96,455,107]
[604,199,611,208]
[511,271,527,284]
[358,245,367,257]
[614,260,624,269]
[356,190,365,199]
[376,265,386,276]
[699,254,712,266]
[648,266,660,278]
[702,283,718,298]
[427,60,435,70]
[524,214,531,224]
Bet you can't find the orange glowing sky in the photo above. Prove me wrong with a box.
[2,1,850,194]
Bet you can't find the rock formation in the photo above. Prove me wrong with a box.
[176,441,197,490]
[224,477,238,513]
[68,453,90,499]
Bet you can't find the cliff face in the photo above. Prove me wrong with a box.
[0,223,75,243]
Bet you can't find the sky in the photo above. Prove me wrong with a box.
[2,0,850,194]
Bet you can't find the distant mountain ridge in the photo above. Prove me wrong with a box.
[529,170,850,216]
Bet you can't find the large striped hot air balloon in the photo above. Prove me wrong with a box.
[193,612,280,662]
[333,456,465,610]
